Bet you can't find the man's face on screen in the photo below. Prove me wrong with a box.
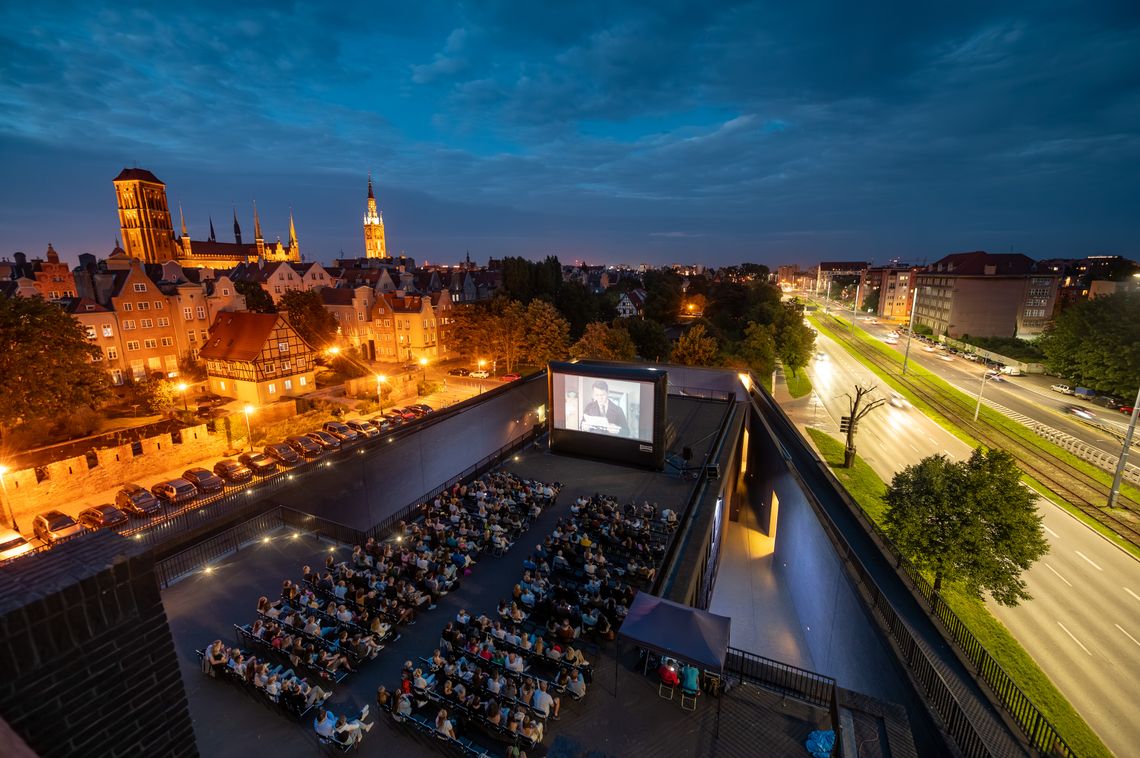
[593,387,607,406]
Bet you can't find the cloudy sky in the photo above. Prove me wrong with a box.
[1,1,1138,268]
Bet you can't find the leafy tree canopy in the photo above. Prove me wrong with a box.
[524,300,571,366]
[278,289,337,349]
[233,279,276,313]
[739,321,777,377]
[623,317,671,362]
[671,323,719,366]
[0,295,110,432]
[773,301,816,376]
[642,270,684,324]
[884,447,1048,606]
[569,322,637,361]
[1039,291,1140,397]
[555,281,602,340]
[500,255,562,303]
[448,297,529,372]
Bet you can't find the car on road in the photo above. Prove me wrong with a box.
[239,452,278,475]
[984,370,1004,382]
[322,421,359,443]
[32,510,84,545]
[181,467,226,495]
[77,504,129,530]
[1051,384,1074,395]
[938,353,953,361]
[151,478,199,506]
[815,352,828,361]
[306,430,341,450]
[1120,406,1136,416]
[214,459,254,484]
[264,442,300,467]
[470,369,491,379]
[116,483,163,517]
[884,336,899,345]
[500,373,522,382]
[345,419,380,438]
[0,528,34,561]
[888,393,907,409]
[286,435,324,458]
[1065,405,1096,420]
[447,367,471,377]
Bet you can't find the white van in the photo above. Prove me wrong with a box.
[1000,366,1022,376]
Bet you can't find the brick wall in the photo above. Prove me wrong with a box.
[0,531,197,757]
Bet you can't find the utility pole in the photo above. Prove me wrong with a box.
[850,283,860,333]
[1108,383,1140,509]
[901,285,922,376]
[973,366,992,421]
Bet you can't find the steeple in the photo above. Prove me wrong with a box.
[179,203,188,237]
[368,173,375,199]
[252,201,265,257]
[363,173,387,259]
[233,207,242,245]
[208,215,216,242]
[288,208,298,250]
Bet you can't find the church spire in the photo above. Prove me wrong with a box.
[368,173,375,199]
[232,207,242,245]
[253,201,263,241]
[208,215,216,242]
[179,204,188,237]
[289,208,298,249]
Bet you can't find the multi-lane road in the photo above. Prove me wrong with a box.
[804,327,1140,758]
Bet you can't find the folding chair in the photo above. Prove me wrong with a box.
[681,687,699,711]
[658,682,675,700]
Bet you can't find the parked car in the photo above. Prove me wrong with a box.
[306,430,342,450]
[470,369,491,379]
[500,373,522,382]
[264,442,300,466]
[239,452,278,475]
[381,411,406,426]
[0,528,34,561]
[180,467,225,495]
[345,419,380,438]
[447,367,471,376]
[1120,406,1136,416]
[32,510,84,545]
[1051,384,1074,395]
[286,435,323,458]
[214,459,254,483]
[77,504,129,530]
[116,483,163,517]
[151,478,199,506]
[390,407,418,421]
[409,403,434,415]
[322,421,359,442]
[368,415,394,432]
[1000,366,1022,376]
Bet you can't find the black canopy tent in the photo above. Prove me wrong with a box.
[615,592,732,732]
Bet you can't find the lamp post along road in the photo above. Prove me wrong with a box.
[177,382,189,411]
[850,283,860,334]
[0,466,17,532]
[376,374,386,414]
[973,366,993,421]
[1108,383,1140,509]
[901,285,922,376]
[243,404,255,452]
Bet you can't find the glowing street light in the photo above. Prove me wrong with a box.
[375,374,387,413]
[243,404,255,452]
[177,381,189,411]
[0,464,16,532]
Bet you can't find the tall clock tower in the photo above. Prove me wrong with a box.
[363,174,387,259]
[113,168,177,263]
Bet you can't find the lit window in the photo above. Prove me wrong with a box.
[299,376,307,386]
[84,325,97,339]
[102,324,113,337]
[268,383,276,395]
[284,379,293,390]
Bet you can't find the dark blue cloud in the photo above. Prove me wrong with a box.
[1,0,1138,268]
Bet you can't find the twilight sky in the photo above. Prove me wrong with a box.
[1,1,1138,268]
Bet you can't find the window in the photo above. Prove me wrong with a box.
[133,283,147,293]
[107,347,118,360]
[219,380,226,390]
[91,351,103,362]
[126,340,140,351]
[223,288,230,296]
[267,383,277,395]
[137,301,150,311]
[157,317,169,327]
[184,308,193,320]
[278,341,288,353]
[111,369,123,385]
[84,325,97,339]
[122,302,133,311]
[200,330,208,341]
[275,286,282,294]
[357,312,364,321]
[299,376,307,387]
[122,319,136,330]
[196,306,206,319]
[102,324,113,337]
[265,363,275,373]
[140,319,153,329]
[161,337,173,347]
[284,379,293,390]
[189,332,197,343]
[281,361,290,371]
[154,301,163,309]
[144,338,157,349]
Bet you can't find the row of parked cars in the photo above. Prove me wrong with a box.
[1,407,440,562]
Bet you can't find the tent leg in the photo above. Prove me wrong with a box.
[614,639,620,699]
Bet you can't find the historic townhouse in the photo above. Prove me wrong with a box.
[198,312,316,404]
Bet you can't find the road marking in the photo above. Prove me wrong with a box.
[1126,587,1140,603]
[908,444,919,453]
[927,437,937,444]
[1043,525,1060,539]
[1057,622,1092,656]
[1116,624,1140,649]
[1043,563,1072,587]
[1074,551,1103,571]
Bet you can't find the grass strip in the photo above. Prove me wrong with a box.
[783,365,813,399]
[805,427,1113,758]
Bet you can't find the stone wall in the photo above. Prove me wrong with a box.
[0,531,197,756]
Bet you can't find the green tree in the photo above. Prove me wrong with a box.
[569,322,636,361]
[1039,291,1140,397]
[0,295,110,433]
[623,317,671,361]
[642,270,684,324]
[671,324,719,366]
[555,281,602,339]
[278,289,337,349]
[740,322,777,376]
[136,378,178,414]
[524,300,570,366]
[884,448,1049,605]
[774,301,816,376]
[233,279,276,313]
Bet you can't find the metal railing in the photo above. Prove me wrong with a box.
[724,647,836,709]
[155,508,284,587]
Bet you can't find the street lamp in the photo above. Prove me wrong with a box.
[1108,383,1140,510]
[419,356,428,381]
[375,374,387,413]
[973,365,993,421]
[243,404,255,452]
[177,382,189,411]
[901,286,924,376]
[850,283,861,334]
[0,464,17,532]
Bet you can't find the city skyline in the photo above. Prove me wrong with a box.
[2,2,1139,268]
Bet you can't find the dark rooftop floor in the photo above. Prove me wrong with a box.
[163,397,831,756]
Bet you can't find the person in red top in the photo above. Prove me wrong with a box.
[658,659,680,687]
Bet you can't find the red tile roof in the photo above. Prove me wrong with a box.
[199,312,285,362]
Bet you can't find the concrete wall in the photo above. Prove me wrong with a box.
[0,531,196,757]
[748,412,916,705]
[947,278,1026,339]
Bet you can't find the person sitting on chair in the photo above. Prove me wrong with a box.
[681,662,700,694]
[659,659,680,688]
